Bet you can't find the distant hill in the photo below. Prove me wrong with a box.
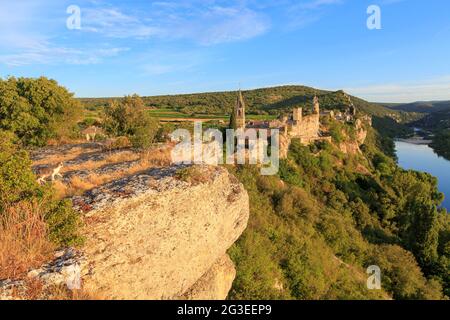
[381,100,450,113]
[378,100,450,131]
[79,85,405,119]
[413,108,450,130]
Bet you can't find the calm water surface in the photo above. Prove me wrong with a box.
[395,141,450,211]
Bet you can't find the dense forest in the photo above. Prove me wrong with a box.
[228,124,449,300]
[410,105,450,161]
[430,129,450,161]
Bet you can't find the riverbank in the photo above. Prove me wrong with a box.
[395,140,450,211]
[395,137,432,145]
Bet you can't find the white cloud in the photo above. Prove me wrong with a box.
[77,0,342,44]
[297,0,343,10]
[283,0,343,29]
[0,0,343,67]
[81,7,162,38]
[80,2,270,45]
[344,76,450,102]
[0,43,128,67]
[0,0,130,67]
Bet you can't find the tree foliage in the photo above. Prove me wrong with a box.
[103,95,159,149]
[227,123,449,300]
[431,129,450,161]
[0,77,81,146]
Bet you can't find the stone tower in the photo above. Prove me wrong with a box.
[234,90,246,129]
[293,108,303,124]
[313,95,320,114]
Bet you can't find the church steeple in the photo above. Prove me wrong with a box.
[230,90,246,130]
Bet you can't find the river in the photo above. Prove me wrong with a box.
[395,140,450,211]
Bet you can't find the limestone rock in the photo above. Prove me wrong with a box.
[0,280,24,300]
[355,119,368,145]
[27,248,87,290]
[73,165,249,300]
[1,164,248,300]
[179,254,236,300]
[0,248,86,300]
[339,141,361,155]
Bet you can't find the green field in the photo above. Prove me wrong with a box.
[148,108,277,121]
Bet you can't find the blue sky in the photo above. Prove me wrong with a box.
[0,0,449,102]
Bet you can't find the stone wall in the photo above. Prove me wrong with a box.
[290,113,320,140]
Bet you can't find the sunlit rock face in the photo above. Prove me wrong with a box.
[74,165,249,300]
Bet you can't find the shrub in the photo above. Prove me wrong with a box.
[0,201,54,279]
[175,166,211,186]
[103,95,159,149]
[129,114,159,150]
[329,121,345,143]
[112,136,132,150]
[0,131,39,207]
[0,131,83,247]
[43,197,84,247]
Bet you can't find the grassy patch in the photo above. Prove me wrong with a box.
[0,201,55,280]
[175,166,212,186]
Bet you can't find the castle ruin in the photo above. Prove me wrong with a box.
[232,92,331,158]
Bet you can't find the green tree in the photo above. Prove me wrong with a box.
[129,113,159,150]
[0,77,81,146]
[229,109,237,130]
[104,95,159,149]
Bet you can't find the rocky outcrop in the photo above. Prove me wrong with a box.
[355,119,368,145]
[1,165,249,300]
[73,165,248,300]
[339,140,362,155]
[338,119,369,155]
[0,248,87,300]
[179,254,236,300]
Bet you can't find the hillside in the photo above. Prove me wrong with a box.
[413,108,450,131]
[227,123,449,300]
[382,101,450,114]
[79,85,405,119]
[416,109,450,160]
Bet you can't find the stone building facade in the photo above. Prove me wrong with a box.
[233,92,331,158]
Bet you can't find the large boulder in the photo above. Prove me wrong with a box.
[179,254,236,300]
[72,165,249,300]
